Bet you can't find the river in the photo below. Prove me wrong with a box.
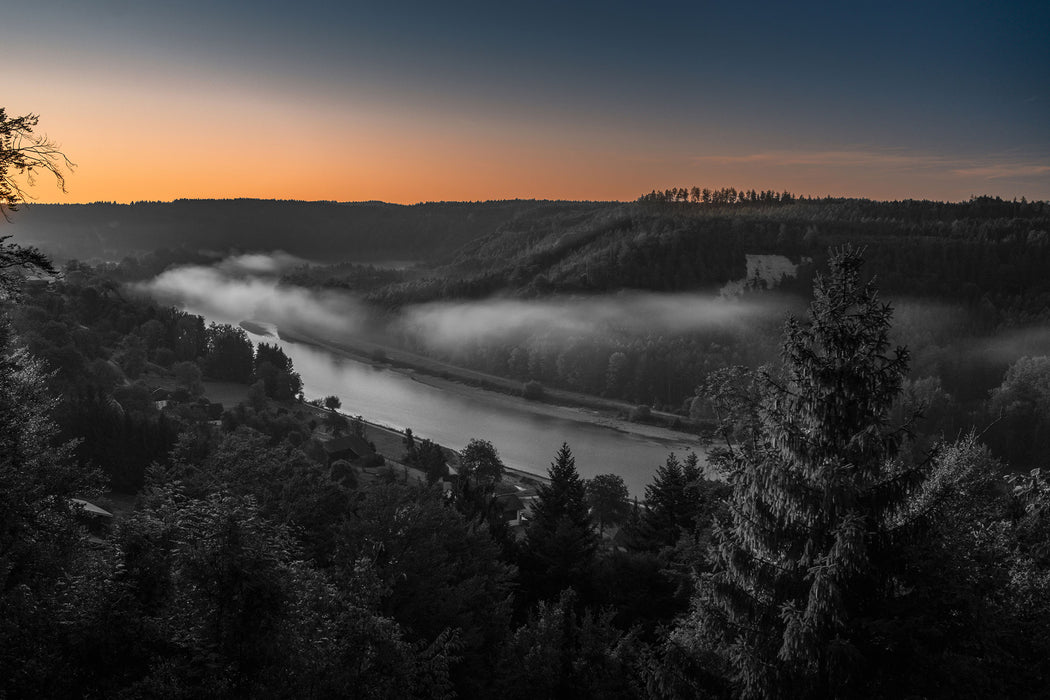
[198,313,704,497]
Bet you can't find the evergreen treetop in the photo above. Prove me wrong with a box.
[686,247,926,698]
[520,443,599,603]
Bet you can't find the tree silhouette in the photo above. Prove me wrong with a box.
[0,109,71,298]
[202,323,254,383]
[0,108,74,216]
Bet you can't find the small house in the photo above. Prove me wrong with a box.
[493,484,538,527]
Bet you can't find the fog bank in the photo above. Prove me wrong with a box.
[398,293,792,351]
[138,260,372,336]
[138,255,795,350]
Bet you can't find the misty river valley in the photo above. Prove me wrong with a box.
[6,194,1050,698]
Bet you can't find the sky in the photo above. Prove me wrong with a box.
[4,0,1049,203]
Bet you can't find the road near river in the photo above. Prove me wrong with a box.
[196,312,705,498]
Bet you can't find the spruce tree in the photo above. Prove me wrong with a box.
[631,452,721,553]
[632,454,686,551]
[520,443,599,602]
[683,248,924,698]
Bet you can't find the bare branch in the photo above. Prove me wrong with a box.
[1,108,76,217]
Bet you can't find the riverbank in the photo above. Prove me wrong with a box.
[274,325,708,447]
[199,374,550,489]
[296,394,551,489]
[225,318,707,495]
[409,372,701,446]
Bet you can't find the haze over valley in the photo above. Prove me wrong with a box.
[4,0,1050,696]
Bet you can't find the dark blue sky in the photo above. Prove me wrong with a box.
[7,0,1049,201]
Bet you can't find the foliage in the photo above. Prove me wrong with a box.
[171,359,203,394]
[337,483,515,696]
[492,589,646,699]
[457,437,504,489]
[254,342,302,400]
[680,248,925,698]
[202,323,254,383]
[7,198,591,264]
[519,443,599,603]
[637,185,796,206]
[404,437,449,484]
[0,109,62,295]
[0,235,57,300]
[0,317,100,696]
[522,379,545,400]
[986,355,1050,467]
[627,452,726,555]
[629,405,652,422]
[164,426,350,564]
[853,437,1050,697]
[0,108,74,215]
[109,487,455,699]
[57,385,178,491]
[585,473,630,535]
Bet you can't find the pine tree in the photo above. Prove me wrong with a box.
[631,452,720,553]
[633,454,686,551]
[683,248,925,698]
[520,443,599,602]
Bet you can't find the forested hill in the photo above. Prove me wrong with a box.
[13,197,1050,307]
[361,196,1050,311]
[6,198,614,263]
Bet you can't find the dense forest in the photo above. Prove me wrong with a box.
[3,216,1050,697]
[6,199,612,263]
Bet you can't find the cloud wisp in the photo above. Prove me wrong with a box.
[691,148,1050,183]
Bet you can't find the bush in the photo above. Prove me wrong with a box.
[330,459,357,486]
[522,380,545,400]
[628,405,651,422]
[172,360,204,395]
[152,347,175,368]
[357,453,385,469]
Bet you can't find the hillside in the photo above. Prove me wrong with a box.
[12,196,1050,313]
[356,196,1050,314]
[6,198,615,263]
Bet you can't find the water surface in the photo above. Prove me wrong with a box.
[202,314,703,497]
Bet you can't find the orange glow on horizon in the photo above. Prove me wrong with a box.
[8,78,1049,207]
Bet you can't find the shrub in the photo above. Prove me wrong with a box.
[628,405,651,422]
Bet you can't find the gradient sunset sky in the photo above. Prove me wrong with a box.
[5,0,1049,203]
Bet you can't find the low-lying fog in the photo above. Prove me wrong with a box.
[138,252,1050,387]
[139,253,799,351]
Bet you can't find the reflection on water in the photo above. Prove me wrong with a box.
[207,315,702,497]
